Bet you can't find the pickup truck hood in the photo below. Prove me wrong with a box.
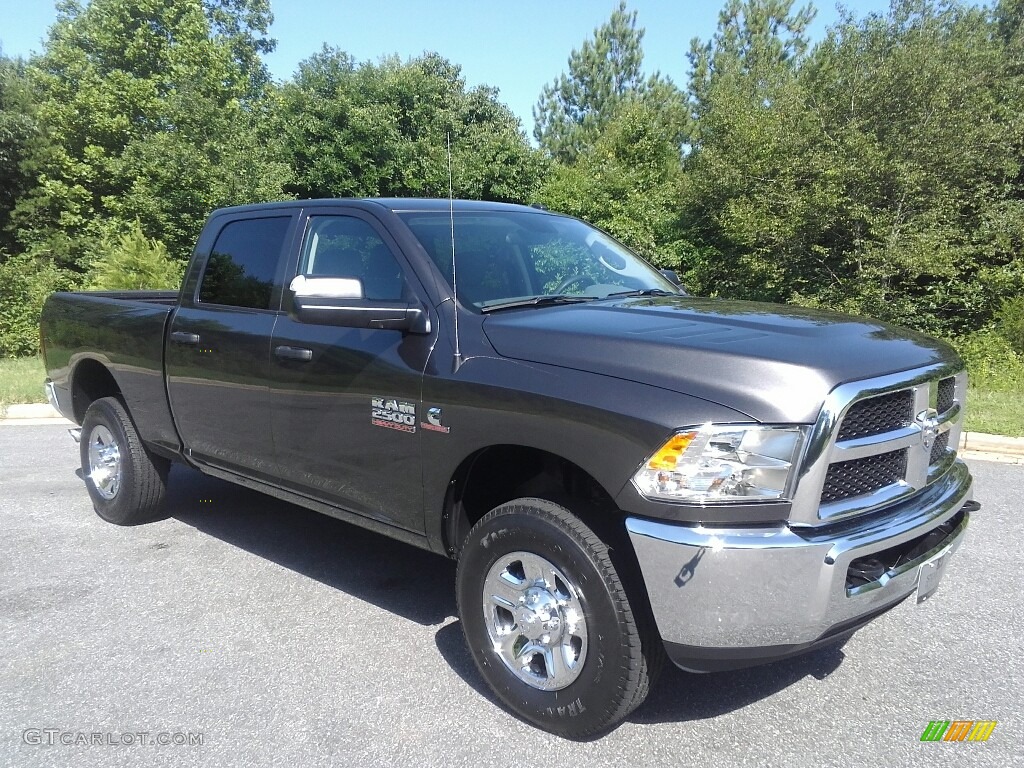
[481,296,958,423]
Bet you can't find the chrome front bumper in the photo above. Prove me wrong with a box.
[625,460,972,672]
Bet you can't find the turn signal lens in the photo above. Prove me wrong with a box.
[646,431,699,470]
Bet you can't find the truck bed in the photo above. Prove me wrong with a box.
[40,290,180,454]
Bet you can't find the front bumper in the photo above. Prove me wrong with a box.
[625,460,972,672]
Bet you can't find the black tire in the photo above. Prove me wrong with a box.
[456,498,656,739]
[80,397,169,525]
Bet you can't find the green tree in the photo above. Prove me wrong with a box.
[202,0,275,98]
[0,252,73,356]
[533,1,685,162]
[687,0,815,143]
[682,0,824,299]
[681,0,1024,338]
[801,0,1024,335]
[12,0,289,271]
[276,48,544,202]
[539,100,688,268]
[996,0,1024,42]
[88,219,184,290]
[0,53,42,255]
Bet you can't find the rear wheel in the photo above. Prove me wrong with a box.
[456,498,658,739]
[80,397,168,525]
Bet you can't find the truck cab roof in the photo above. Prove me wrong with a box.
[211,197,550,217]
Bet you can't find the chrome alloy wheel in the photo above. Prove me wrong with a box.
[482,551,588,691]
[87,424,122,500]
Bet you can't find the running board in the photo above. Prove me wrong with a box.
[69,428,81,443]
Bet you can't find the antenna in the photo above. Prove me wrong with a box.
[447,132,463,368]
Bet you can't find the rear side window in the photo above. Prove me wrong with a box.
[199,216,291,309]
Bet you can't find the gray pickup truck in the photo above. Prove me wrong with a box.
[40,198,975,738]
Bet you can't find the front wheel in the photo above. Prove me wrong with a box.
[456,498,657,739]
[80,397,169,525]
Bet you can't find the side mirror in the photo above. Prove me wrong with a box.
[289,275,430,333]
[659,269,689,294]
[659,269,682,285]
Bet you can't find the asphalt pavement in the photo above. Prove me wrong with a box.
[1,424,1020,767]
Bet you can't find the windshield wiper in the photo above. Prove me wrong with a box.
[602,288,680,299]
[479,295,598,313]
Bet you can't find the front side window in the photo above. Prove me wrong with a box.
[299,216,404,301]
[199,216,291,309]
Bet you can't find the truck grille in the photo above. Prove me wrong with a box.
[937,377,955,414]
[821,449,908,504]
[789,367,967,526]
[836,390,913,441]
[929,431,950,466]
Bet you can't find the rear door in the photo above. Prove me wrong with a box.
[267,208,436,532]
[166,211,297,479]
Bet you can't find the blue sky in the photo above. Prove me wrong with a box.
[0,0,894,133]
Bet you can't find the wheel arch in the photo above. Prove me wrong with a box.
[71,357,123,423]
[441,443,625,558]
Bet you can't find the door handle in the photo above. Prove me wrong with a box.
[170,331,200,345]
[274,345,313,362]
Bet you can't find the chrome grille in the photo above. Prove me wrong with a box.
[937,377,955,414]
[929,431,950,466]
[821,449,908,504]
[789,365,967,527]
[836,390,913,441]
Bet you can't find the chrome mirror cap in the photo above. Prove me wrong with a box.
[289,274,363,300]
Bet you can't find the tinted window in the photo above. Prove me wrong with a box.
[300,216,404,301]
[199,216,291,309]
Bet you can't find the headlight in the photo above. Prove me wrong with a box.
[632,424,807,503]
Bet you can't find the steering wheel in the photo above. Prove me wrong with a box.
[553,273,597,295]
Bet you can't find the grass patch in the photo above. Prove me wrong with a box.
[0,356,47,416]
[955,330,1023,436]
[965,386,1024,437]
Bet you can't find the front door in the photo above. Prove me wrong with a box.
[268,210,435,533]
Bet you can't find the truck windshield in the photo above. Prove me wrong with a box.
[397,211,678,311]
